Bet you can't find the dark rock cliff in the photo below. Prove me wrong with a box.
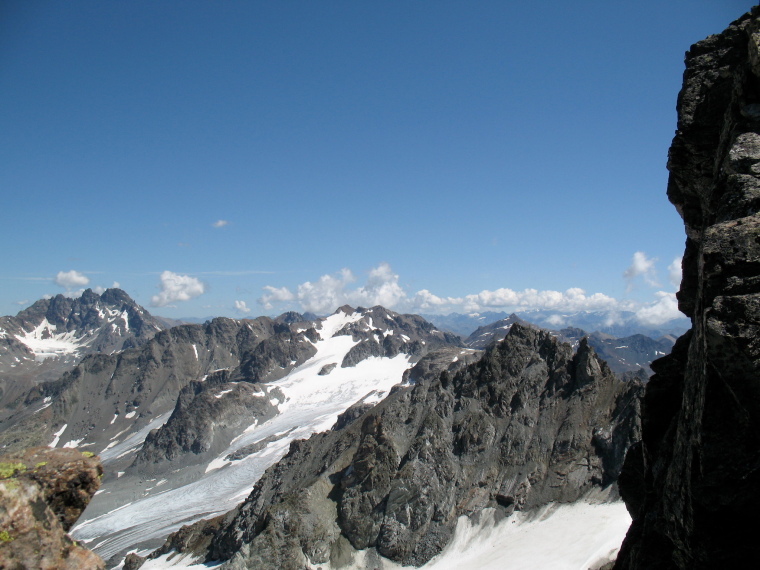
[616,8,760,569]
[139,324,641,569]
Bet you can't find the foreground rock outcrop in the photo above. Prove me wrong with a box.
[616,7,760,569]
[135,324,641,569]
[0,447,104,569]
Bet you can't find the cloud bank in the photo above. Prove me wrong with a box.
[258,259,687,326]
[151,271,206,307]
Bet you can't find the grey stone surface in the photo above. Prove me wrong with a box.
[615,7,760,569]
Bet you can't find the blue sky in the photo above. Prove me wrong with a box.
[0,1,752,324]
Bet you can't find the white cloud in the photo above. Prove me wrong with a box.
[234,300,251,314]
[15,299,29,306]
[635,291,684,326]
[460,287,618,314]
[623,251,659,289]
[295,268,356,314]
[212,220,229,228]
[258,285,296,310]
[54,270,89,289]
[150,271,206,307]
[668,257,682,289]
[352,262,406,309]
[412,289,464,311]
[257,263,687,327]
[544,314,566,327]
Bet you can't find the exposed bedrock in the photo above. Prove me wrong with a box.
[616,7,760,569]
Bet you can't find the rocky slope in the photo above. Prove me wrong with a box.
[0,288,167,411]
[555,328,675,378]
[41,306,464,565]
[0,315,319,461]
[132,323,642,569]
[464,314,674,377]
[615,7,760,568]
[0,447,104,569]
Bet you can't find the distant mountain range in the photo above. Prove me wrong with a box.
[462,314,674,378]
[423,309,690,339]
[0,289,673,567]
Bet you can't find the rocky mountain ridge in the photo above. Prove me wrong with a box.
[129,323,642,569]
[464,313,674,377]
[0,288,167,411]
[6,306,465,564]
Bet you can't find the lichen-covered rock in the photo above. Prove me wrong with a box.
[615,7,760,569]
[0,447,104,569]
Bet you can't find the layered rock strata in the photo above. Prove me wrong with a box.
[616,7,760,568]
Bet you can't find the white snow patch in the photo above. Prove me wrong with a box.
[110,414,119,425]
[135,551,222,569]
[99,411,172,463]
[15,319,91,361]
[313,500,630,570]
[317,311,364,340]
[214,389,234,399]
[418,501,631,570]
[191,344,198,360]
[63,438,85,449]
[125,411,137,419]
[49,424,67,448]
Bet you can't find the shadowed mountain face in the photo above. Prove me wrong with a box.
[131,324,642,569]
[616,8,760,569]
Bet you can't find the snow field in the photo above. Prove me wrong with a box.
[73,312,415,563]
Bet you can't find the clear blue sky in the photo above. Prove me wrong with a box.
[0,1,752,324]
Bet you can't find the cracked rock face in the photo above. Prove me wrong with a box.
[0,447,104,569]
[615,8,760,569]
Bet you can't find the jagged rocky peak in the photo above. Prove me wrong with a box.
[139,322,641,569]
[3,287,165,357]
[0,288,169,411]
[317,305,462,369]
[616,7,760,568]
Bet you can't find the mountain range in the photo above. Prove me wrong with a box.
[0,289,657,568]
[2,6,758,569]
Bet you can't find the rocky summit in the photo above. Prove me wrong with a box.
[130,324,642,569]
[0,288,168,412]
[615,7,760,569]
